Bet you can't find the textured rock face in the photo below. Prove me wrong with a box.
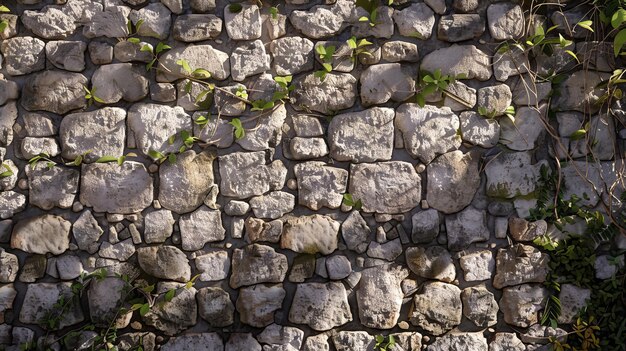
[137,246,191,283]
[159,150,215,214]
[421,45,492,81]
[11,215,71,255]
[281,215,340,255]
[410,282,462,335]
[127,103,191,158]
[21,71,88,114]
[426,151,480,214]
[289,282,352,331]
[230,244,288,288]
[294,162,348,210]
[357,265,408,329]
[219,151,286,199]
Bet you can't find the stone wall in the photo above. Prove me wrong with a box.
[0,0,624,349]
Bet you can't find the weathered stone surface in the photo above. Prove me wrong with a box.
[357,265,408,329]
[406,246,456,282]
[99,238,135,261]
[332,331,375,351]
[144,209,175,244]
[360,64,416,106]
[421,45,491,81]
[294,162,347,211]
[27,164,79,210]
[237,284,285,328]
[127,103,191,158]
[88,277,131,327]
[0,102,18,146]
[161,333,223,351]
[459,111,500,148]
[19,283,84,329]
[410,282,462,335]
[142,282,197,335]
[244,217,283,243]
[328,107,394,162]
[80,162,153,214]
[60,108,126,162]
[195,250,230,282]
[493,243,549,289]
[226,333,262,351]
[271,37,314,75]
[173,14,222,42]
[0,284,16,315]
[557,284,591,324]
[197,287,234,327]
[11,215,70,255]
[21,71,88,114]
[476,84,512,118]
[137,246,191,282]
[230,39,270,81]
[426,333,487,351]
[490,333,525,351]
[46,40,86,72]
[412,209,440,243]
[438,14,484,42]
[129,3,171,40]
[445,206,490,251]
[349,161,421,213]
[92,64,149,104]
[367,238,403,261]
[291,73,357,114]
[461,285,498,327]
[0,250,18,283]
[179,206,225,250]
[552,71,609,113]
[158,45,230,82]
[281,215,340,255]
[500,106,547,151]
[1,37,45,76]
[341,210,371,253]
[396,104,461,164]
[236,104,287,151]
[224,4,261,40]
[73,210,103,254]
[500,284,549,327]
[289,282,352,331]
[249,191,295,219]
[230,244,288,288]
[82,6,130,38]
[487,3,524,40]
[0,78,19,106]
[393,3,435,39]
[258,324,304,350]
[460,250,494,281]
[289,137,329,160]
[20,137,60,159]
[485,152,545,198]
[0,160,17,192]
[427,151,480,214]
[22,7,77,39]
[219,151,286,199]
[289,1,352,39]
[159,151,215,214]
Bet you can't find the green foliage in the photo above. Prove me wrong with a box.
[374,335,396,351]
[477,105,515,122]
[134,41,171,71]
[65,150,92,167]
[83,85,105,106]
[342,193,363,210]
[314,44,336,81]
[269,6,279,20]
[250,75,293,112]
[28,153,56,170]
[415,69,466,107]
[95,152,138,166]
[228,3,243,13]
[0,162,13,178]
[229,118,245,140]
[0,4,9,33]
[346,36,373,62]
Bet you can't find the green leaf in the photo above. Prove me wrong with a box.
[229,118,245,140]
[416,93,425,107]
[93,96,105,103]
[612,8,626,29]
[176,59,192,74]
[192,68,211,79]
[148,149,165,160]
[135,19,144,32]
[614,29,626,57]
[0,20,7,33]
[269,6,278,20]
[127,19,133,34]
[139,303,150,316]
[576,20,594,32]
[117,156,126,165]
[0,5,10,12]
[140,44,153,53]
[569,129,587,140]
[228,3,243,13]
[347,37,357,49]
[322,62,333,72]
[0,164,13,178]
[168,134,176,145]
[146,58,156,71]
[316,45,326,56]
[194,89,211,105]
[314,70,327,81]
[359,16,370,22]
[127,37,140,44]
[155,42,171,54]
[564,50,579,63]
[168,153,177,164]
[164,288,176,302]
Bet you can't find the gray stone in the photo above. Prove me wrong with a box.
[328,107,394,162]
[489,333,525,351]
[381,41,419,62]
[494,47,529,82]
[459,250,494,281]
[195,250,229,282]
[73,210,103,254]
[500,284,549,327]
[224,200,250,216]
[421,45,491,81]
[352,5,394,38]
[557,284,591,324]
[459,111,500,148]
[294,161,347,211]
[179,206,225,251]
[161,333,223,350]
[249,191,295,219]
[258,324,304,350]
[410,281,462,335]
[360,64,415,106]
[438,14,484,42]
[11,214,70,255]
[237,284,285,328]
[349,161,421,214]
[445,206,489,250]
[21,113,56,137]
[291,73,357,114]
[88,277,131,327]
[357,265,408,329]
[332,331,375,351]
[197,287,234,327]
[461,285,498,327]
[488,3,524,40]
[412,209,440,243]
[21,71,88,114]
[158,45,230,82]
[92,64,149,104]
[226,333,262,351]
[406,246,456,282]
[1,37,45,75]
[426,333,487,351]
[80,162,153,214]
[500,106,546,151]
[0,191,24,219]
[219,151,286,199]
[476,84,513,118]
[0,249,18,283]
[150,82,176,102]
[127,103,191,158]
[230,244,288,288]
[142,282,197,335]
[144,209,175,244]
[289,137,329,160]
[493,244,549,289]
[453,0,478,12]
[19,283,84,329]
[60,107,126,162]
[270,37,314,75]
[27,164,79,210]
[20,137,60,159]
[129,3,171,40]
[289,1,352,39]
[88,41,113,65]
[281,214,340,255]
[289,282,352,331]
[190,0,216,12]
[393,3,435,39]
[137,246,191,282]
[0,78,19,106]
[159,150,215,214]
[98,238,135,261]
[396,104,461,164]
[114,41,153,63]
[485,152,545,198]
[425,0,446,14]
[230,40,270,82]
[46,41,86,72]
[552,71,609,114]
[326,255,351,280]
[427,151,480,214]
[0,284,16,315]
[224,4,261,40]
[0,102,17,146]
[22,7,77,39]
[236,105,287,151]
[367,238,403,261]
[314,40,355,72]
[0,160,18,191]
[341,210,371,253]
[173,14,222,42]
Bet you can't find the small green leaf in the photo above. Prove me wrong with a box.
[229,118,245,140]
[416,93,425,107]
[269,6,278,20]
[140,44,153,53]
[322,62,333,72]
[168,134,176,145]
[164,288,176,302]
[139,303,150,316]
[0,5,10,12]
[228,3,243,13]
[135,19,144,31]
[576,20,594,32]
[127,37,140,44]
[148,149,165,160]
[176,59,192,74]
[564,50,579,63]
[316,45,326,56]
[614,29,626,57]
[359,16,370,22]
[146,58,156,71]
[0,20,7,33]
[192,68,211,79]
[117,156,126,165]
[347,37,357,49]
[569,129,587,140]
[168,153,177,164]
[155,42,171,54]
[612,8,626,29]
[93,96,105,103]
[0,164,13,178]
